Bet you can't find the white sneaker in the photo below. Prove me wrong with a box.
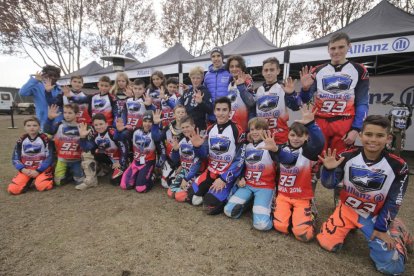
[192,195,203,206]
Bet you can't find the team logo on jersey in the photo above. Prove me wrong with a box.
[93,98,106,108]
[96,138,110,149]
[134,134,151,148]
[257,95,279,112]
[149,90,159,98]
[245,149,264,164]
[210,137,231,155]
[127,101,142,112]
[349,167,387,192]
[180,143,193,156]
[227,89,238,103]
[322,75,352,93]
[23,143,42,155]
[63,126,79,136]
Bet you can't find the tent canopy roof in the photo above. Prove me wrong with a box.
[128,43,194,70]
[188,26,279,62]
[304,0,414,47]
[61,61,103,79]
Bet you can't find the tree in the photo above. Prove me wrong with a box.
[86,0,157,58]
[306,0,373,39]
[389,0,414,13]
[0,0,88,74]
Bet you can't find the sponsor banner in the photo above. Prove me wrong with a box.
[288,74,414,150]
[290,35,414,63]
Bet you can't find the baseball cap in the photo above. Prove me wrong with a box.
[210,47,224,57]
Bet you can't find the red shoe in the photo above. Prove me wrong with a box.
[112,168,123,179]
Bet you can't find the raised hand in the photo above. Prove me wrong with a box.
[318,148,345,170]
[143,92,153,106]
[189,128,205,148]
[235,72,250,86]
[295,104,316,125]
[179,83,189,92]
[48,104,60,119]
[62,85,71,97]
[34,71,42,81]
[258,130,278,152]
[300,66,315,91]
[172,136,180,151]
[44,78,55,92]
[152,109,163,125]
[281,77,296,94]
[116,118,125,132]
[193,88,204,104]
[78,122,91,138]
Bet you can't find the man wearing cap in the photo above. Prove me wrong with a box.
[204,47,232,123]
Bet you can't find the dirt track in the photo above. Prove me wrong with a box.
[0,115,413,275]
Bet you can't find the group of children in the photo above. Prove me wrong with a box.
[9,32,413,275]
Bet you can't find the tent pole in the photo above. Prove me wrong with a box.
[178,62,184,96]
[283,50,291,79]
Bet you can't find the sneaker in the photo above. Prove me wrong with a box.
[112,168,123,179]
[192,195,203,206]
[390,218,413,254]
[136,185,147,193]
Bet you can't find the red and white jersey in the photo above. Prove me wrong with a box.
[207,122,242,174]
[278,147,313,199]
[244,142,277,190]
[255,83,289,143]
[63,90,91,124]
[227,83,249,133]
[53,121,82,160]
[161,94,178,127]
[125,97,147,130]
[132,129,156,164]
[313,62,367,118]
[340,150,404,219]
[19,134,50,170]
[94,129,120,160]
[91,94,114,125]
[147,88,161,109]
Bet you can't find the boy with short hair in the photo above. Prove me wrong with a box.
[318,115,412,275]
[44,103,85,187]
[160,77,179,127]
[273,106,325,241]
[179,66,213,133]
[186,97,245,215]
[8,117,54,195]
[168,115,206,202]
[67,76,117,126]
[123,78,154,130]
[59,75,92,124]
[255,57,298,144]
[78,113,128,186]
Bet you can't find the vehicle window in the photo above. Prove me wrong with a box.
[1,94,11,101]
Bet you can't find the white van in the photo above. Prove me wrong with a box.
[0,92,14,114]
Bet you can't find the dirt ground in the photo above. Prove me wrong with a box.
[0,115,413,276]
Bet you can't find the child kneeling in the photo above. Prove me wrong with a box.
[8,117,54,195]
[273,106,324,241]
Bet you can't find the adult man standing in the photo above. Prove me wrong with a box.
[203,47,232,123]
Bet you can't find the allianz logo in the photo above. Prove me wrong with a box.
[348,37,410,54]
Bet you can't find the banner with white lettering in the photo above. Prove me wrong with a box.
[290,35,414,63]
